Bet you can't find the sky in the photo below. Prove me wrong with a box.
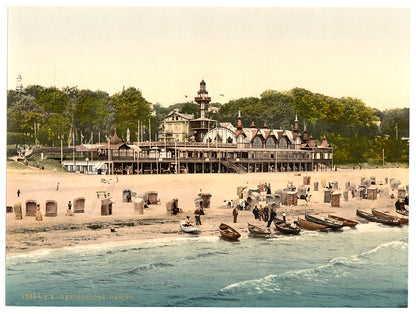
[6,3,412,110]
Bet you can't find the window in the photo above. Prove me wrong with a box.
[252,137,262,149]
[279,137,288,149]
[266,137,275,149]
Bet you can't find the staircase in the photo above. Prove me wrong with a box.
[220,160,247,174]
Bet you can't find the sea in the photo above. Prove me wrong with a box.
[5,222,409,308]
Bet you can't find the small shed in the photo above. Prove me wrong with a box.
[362,179,371,188]
[358,186,367,199]
[331,181,339,190]
[367,188,377,200]
[122,189,132,202]
[166,198,180,215]
[237,186,247,199]
[345,181,350,191]
[134,198,145,215]
[324,190,331,203]
[370,176,376,185]
[313,182,319,191]
[13,202,22,220]
[390,179,401,189]
[101,198,113,216]
[380,187,390,198]
[303,176,311,185]
[198,193,212,209]
[343,190,349,201]
[398,189,406,199]
[146,191,159,205]
[331,192,341,207]
[286,191,298,206]
[45,200,58,217]
[297,185,308,197]
[25,200,37,216]
[73,197,85,213]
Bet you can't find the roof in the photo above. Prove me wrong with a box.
[167,109,194,120]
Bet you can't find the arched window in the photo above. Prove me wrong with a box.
[227,136,233,143]
[265,137,275,149]
[252,136,263,149]
[279,137,288,149]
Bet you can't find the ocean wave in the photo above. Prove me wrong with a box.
[360,240,408,258]
[220,274,280,295]
[121,262,174,275]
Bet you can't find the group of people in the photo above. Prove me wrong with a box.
[251,204,277,227]
[185,202,205,226]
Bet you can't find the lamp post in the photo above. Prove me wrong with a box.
[86,158,89,175]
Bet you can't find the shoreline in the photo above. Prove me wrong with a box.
[6,167,409,255]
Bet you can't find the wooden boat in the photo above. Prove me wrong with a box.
[247,223,271,237]
[297,217,328,231]
[305,214,343,229]
[219,223,241,241]
[274,221,300,235]
[328,214,360,227]
[180,221,198,234]
[371,209,408,224]
[356,209,401,226]
[396,208,409,217]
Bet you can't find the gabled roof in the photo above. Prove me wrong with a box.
[166,109,194,120]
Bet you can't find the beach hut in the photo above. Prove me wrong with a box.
[331,181,339,190]
[390,179,401,189]
[13,202,22,220]
[370,176,376,185]
[324,190,331,203]
[286,191,298,206]
[166,198,180,215]
[73,197,85,213]
[101,198,112,216]
[360,177,366,186]
[237,186,247,199]
[314,182,319,191]
[345,181,350,191]
[273,195,281,207]
[297,185,307,198]
[134,198,145,215]
[122,189,132,202]
[357,186,366,199]
[303,176,311,185]
[331,192,341,207]
[367,188,377,200]
[362,179,371,188]
[198,193,212,209]
[398,188,406,199]
[380,187,389,198]
[343,190,349,201]
[25,200,37,216]
[146,191,159,205]
[45,200,58,217]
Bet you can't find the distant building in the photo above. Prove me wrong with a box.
[158,109,194,142]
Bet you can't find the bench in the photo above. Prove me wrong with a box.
[96,191,110,199]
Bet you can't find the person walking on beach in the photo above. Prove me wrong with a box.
[264,205,269,222]
[67,201,73,216]
[194,207,202,225]
[35,204,43,221]
[252,205,259,219]
[56,182,60,191]
[267,209,276,227]
[259,205,264,221]
[232,206,238,223]
[17,189,20,198]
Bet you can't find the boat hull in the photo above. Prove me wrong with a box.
[297,217,328,231]
[371,209,408,224]
[328,214,359,227]
[356,210,401,226]
[274,221,300,235]
[219,223,241,241]
[180,221,198,233]
[248,223,271,237]
[305,214,343,229]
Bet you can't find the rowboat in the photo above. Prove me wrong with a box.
[371,209,408,224]
[274,221,300,235]
[328,214,360,227]
[180,221,198,234]
[396,208,409,216]
[356,209,401,226]
[305,214,343,229]
[247,223,271,237]
[297,217,328,231]
[219,223,241,241]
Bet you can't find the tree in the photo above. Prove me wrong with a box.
[112,87,152,141]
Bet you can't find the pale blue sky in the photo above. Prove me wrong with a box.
[7,5,411,109]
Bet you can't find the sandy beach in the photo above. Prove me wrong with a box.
[5,166,409,255]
